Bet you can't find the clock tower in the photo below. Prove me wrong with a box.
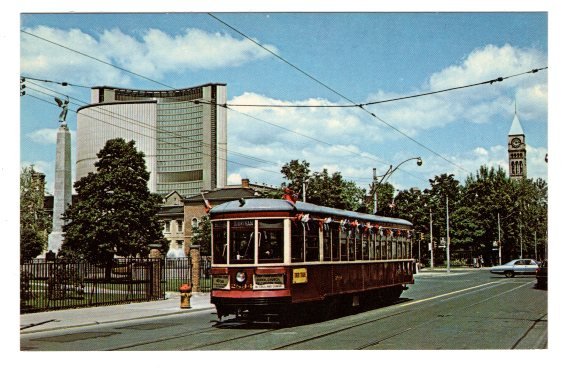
[507,108,527,180]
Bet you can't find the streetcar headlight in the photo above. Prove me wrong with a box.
[235,271,247,284]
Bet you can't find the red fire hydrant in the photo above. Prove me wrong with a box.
[179,283,192,309]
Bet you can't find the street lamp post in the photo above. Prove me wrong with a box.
[446,195,450,273]
[372,157,423,214]
[497,212,502,266]
[429,206,434,270]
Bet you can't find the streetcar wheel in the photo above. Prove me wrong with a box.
[323,298,339,321]
[504,270,514,278]
[384,286,403,303]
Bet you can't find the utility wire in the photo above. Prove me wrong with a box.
[213,67,547,108]
[208,14,546,175]
[24,89,281,178]
[24,75,422,182]
[25,81,279,168]
[21,26,436,182]
[22,67,550,109]
[207,13,356,106]
[21,29,177,90]
[20,26,426,178]
[21,75,92,89]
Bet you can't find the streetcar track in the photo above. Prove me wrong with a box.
[511,313,548,349]
[271,310,409,350]
[107,279,541,350]
[266,279,528,350]
[108,317,281,351]
[106,323,221,350]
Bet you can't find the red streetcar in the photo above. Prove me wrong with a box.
[209,197,415,323]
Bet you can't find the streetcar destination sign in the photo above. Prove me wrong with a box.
[253,274,285,290]
[212,275,230,290]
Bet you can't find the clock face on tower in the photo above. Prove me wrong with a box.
[511,137,522,148]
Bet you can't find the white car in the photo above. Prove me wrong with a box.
[490,259,539,278]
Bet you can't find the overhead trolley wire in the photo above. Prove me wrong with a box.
[20,29,425,180]
[207,67,547,109]
[21,29,177,91]
[24,89,281,179]
[23,83,281,173]
[208,13,548,175]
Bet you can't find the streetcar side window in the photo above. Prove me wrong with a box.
[350,229,359,261]
[291,221,305,262]
[230,220,255,264]
[375,232,382,260]
[324,225,340,261]
[306,221,320,262]
[258,220,284,264]
[212,221,228,264]
[384,233,391,259]
[369,232,376,260]
[340,227,348,261]
[323,224,332,261]
[331,225,339,262]
[362,231,370,260]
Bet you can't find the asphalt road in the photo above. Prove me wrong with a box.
[20,269,547,351]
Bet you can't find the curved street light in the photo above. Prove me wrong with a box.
[372,156,423,214]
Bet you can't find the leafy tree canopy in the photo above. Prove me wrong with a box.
[20,166,51,262]
[61,138,167,264]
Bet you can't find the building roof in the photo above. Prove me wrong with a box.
[157,206,184,217]
[508,113,525,136]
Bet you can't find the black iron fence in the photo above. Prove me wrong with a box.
[20,256,212,314]
[162,256,212,293]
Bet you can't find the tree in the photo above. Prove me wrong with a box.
[61,138,167,267]
[191,216,211,255]
[279,160,366,211]
[20,166,51,262]
[307,169,366,211]
[280,159,311,199]
[371,181,395,215]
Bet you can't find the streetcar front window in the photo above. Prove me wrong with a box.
[212,221,227,264]
[230,220,255,264]
[258,220,284,264]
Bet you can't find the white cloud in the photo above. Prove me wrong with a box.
[27,127,77,145]
[474,147,489,156]
[429,44,546,91]
[227,173,243,185]
[21,26,278,85]
[27,128,57,144]
[365,44,547,134]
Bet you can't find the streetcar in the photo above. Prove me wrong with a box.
[209,197,415,323]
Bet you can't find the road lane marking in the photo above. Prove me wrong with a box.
[398,281,501,308]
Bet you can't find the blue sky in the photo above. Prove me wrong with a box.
[18,10,549,196]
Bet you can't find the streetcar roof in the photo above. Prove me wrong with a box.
[209,198,412,226]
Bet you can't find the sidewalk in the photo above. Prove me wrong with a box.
[20,293,214,334]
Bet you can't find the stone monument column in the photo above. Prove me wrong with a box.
[48,98,72,254]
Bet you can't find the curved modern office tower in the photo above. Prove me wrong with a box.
[76,83,227,196]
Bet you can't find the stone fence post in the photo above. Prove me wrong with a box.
[190,245,201,293]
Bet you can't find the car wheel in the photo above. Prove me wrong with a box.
[504,270,514,278]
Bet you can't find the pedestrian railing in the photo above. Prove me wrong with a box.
[20,256,212,314]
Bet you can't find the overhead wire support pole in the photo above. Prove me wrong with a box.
[429,207,434,270]
[446,195,450,273]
